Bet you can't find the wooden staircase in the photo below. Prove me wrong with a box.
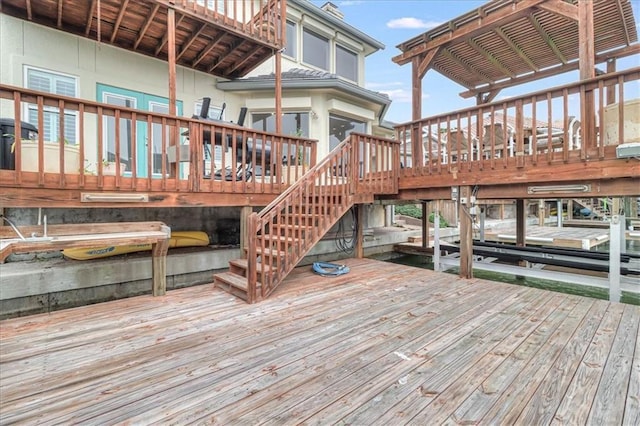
[214,133,399,302]
[573,198,611,219]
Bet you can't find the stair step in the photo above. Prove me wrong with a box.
[229,258,278,276]
[214,272,250,301]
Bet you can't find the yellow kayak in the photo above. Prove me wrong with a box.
[62,231,209,260]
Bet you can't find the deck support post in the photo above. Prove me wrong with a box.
[606,58,616,105]
[167,6,177,177]
[609,215,623,302]
[355,204,364,259]
[516,199,526,248]
[433,209,441,271]
[421,201,429,249]
[459,186,473,279]
[479,206,485,242]
[538,199,545,226]
[557,199,563,228]
[578,0,596,149]
[151,238,170,296]
[239,206,252,259]
[275,50,283,133]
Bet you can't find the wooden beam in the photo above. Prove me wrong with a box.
[495,28,539,72]
[529,14,567,64]
[468,39,515,78]
[411,56,422,120]
[537,0,578,21]
[458,186,473,279]
[616,0,632,46]
[606,58,616,105]
[516,199,526,247]
[167,7,176,117]
[110,0,130,43]
[133,4,160,50]
[275,49,282,133]
[417,47,440,80]
[442,48,494,85]
[176,23,207,61]
[191,31,226,67]
[460,44,640,98]
[355,204,364,259]
[85,0,96,36]
[208,40,247,73]
[155,14,186,56]
[56,0,63,28]
[578,0,595,80]
[421,201,429,249]
[393,0,547,65]
[26,0,32,20]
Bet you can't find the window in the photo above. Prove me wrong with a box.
[336,45,358,82]
[285,20,297,59]
[252,112,309,164]
[25,67,78,144]
[329,114,365,150]
[303,29,329,70]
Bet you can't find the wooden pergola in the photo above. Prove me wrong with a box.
[393,0,638,118]
[392,0,639,280]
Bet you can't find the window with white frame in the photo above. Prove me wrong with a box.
[303,29,329,70]
[285,20,297,59]
[25,67,78,144]
[336,45,358,82]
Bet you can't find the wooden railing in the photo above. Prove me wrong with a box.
[0,84,315,202]
[396,67,640,186]
[175,0,285,47]
[246,132,398,302]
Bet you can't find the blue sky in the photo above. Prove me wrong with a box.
[310,0,640,124]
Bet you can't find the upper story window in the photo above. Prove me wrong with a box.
[303,29,329,70]
[285,20,297,59]
[336,45,358,82]
[24,67,78,144]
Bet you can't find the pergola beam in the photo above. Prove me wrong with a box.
[459,44,640,98]
[616,0,632,46]
[529,14,567,64]
[495,28,539,72]
[417,47,440,80]
[442,48,494,85]
[393,0,547,66]
[468,39,515,78]
[537,0,578,21]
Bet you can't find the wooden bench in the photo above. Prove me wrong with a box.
[0,221,171,296]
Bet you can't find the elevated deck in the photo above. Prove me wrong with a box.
[1,258,638,424]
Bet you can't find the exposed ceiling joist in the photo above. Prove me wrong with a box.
[56,0,62,28]
[26,0,32,20]
[529,14,567,64]
[495,27,539,73]
[155,13,186,56]
[177,23,207,60]
[110,0,130,43]
[468,39,515,78]
[226,47,258,76]
[209,40,246,73]
[84,0,96,36]
[133,4,160,50]
[393,0,547,65]
[460,43,640,98]
[192,31,227,67]
[536,0,578,21]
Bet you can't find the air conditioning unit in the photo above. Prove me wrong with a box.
[616,142,640,159]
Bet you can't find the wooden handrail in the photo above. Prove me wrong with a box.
[246,133,400,301]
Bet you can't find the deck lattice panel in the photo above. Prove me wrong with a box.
[0,259,638,424]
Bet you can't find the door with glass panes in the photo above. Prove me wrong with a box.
[97,84,182,177]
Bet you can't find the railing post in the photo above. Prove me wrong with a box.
[247,212,258,303]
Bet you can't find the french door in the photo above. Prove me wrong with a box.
[97,84,182,177]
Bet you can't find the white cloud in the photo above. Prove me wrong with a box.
[377,88,429,103]
[386,17,443,30]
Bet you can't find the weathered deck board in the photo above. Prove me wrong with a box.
[0,258,638,424]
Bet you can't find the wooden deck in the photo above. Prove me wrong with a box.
[1,259,638,424]
[483,225,611,250]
